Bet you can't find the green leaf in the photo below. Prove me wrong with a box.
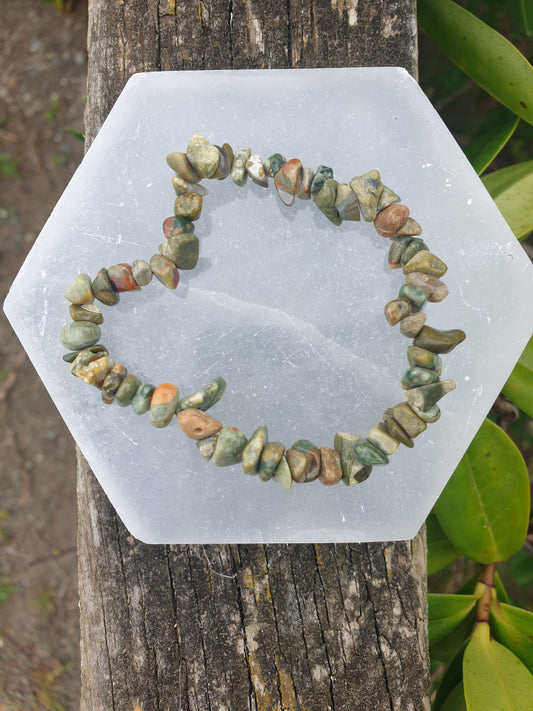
[433,639,469,711]
[463,622,533,710]
[493,571,510,605]
[509,547,533,587]
[464,111,519,175]
[440,682,467,711]
[435,419,530,564]
[511,0,533,37]
[418,0,533,125]
[482,161,533,240]
[490,601,533,673]
[429,594,479,647]
[502,335,533,416]
[427,511,460,575]
[431,610,477,666]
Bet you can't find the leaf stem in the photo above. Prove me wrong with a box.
[475,562,496,623]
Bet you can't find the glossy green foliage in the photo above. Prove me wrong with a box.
[418,0,533,124]
[465,111,519,175]
[463,622,533,710]
[502,335,533,417]
[428,594,479,647]
[435,419,530,564]
[433,640,469,711]
[426,512,459,575]
[490,600,533,673]
[440,681,467,711]
[483,161,533,240]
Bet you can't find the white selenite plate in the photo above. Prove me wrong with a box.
[4,68,533,544]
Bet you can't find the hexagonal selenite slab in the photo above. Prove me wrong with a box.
[4,68,533,543]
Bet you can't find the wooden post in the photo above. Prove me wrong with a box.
[80,2,429,709]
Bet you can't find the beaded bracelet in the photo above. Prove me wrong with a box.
[60,134,466,489]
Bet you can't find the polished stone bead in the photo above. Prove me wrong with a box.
[149,383,180,427]
[296,167,314,200]
[212,145,231,180]
[70,347,108,375]
[101,363,127,404]
[335,183,360,221]
[398,283,428,311]
[310,165,334,196]
[60,321,101,351]
[92,267,119,306]
[245,155,269,187]
[231,148,251,187]
[406,380,456,411]
[221,143,234,167]
[241,425,268,474]
[274,159,303,206]
[400,366,440,389]
[212,426,248,467]
[172,176,208,196]
[400,312,427,338]
[391,402,427,438]
[334,432,372,485]
[319,447,343,486]
[131,259,152,287]
[65,273,93,304]
[162,215,195,239]
[63,351,79,363]
[160,232,200,270]
[174,193,203,221]
[376,185,400,211]
[264,153,286,177]
[400,239,429,266]
[69,303,103,324]
[353,439,389,466]
[107,263,141,292]
[313,178,342,225]
[150,254,180,289]
[388,236,414,269]
[409,402,441,423]
[367,422,400,455]
[384,298,411,325]
[291,440,321,481]
[177,407,222,439]
[374,204,409,237]
[186,135,220,179]
[196,434,219,461]
[405,272,449,302]
[396,217,422,236]
[177,376,227,413]
[258,442,285,481]
[115,374,141,407]
[349,170,383,222]
[414,326,466,354]
[407,346,442,374]
[272,456,293,489]
[166,151,199,183]
[286,448,312,483]
[73,354,114,389]
[382,411,414,448]
[131,383,156,415]
[402,250,447,277]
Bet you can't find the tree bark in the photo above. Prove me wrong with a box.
[80,2,428,709]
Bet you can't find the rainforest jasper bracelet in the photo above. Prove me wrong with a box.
[60,134,466,489]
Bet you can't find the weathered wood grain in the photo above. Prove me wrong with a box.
[80,2,428,709]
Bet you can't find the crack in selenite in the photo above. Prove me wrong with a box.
[188,285,396,384]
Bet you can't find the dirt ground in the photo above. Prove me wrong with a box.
[0,1,88,708]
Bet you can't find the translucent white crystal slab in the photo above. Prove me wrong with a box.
[4,68,533,543]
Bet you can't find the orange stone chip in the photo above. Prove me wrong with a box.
[151,382,179,406]
[374,204,410,237]
[177,408,223,440]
